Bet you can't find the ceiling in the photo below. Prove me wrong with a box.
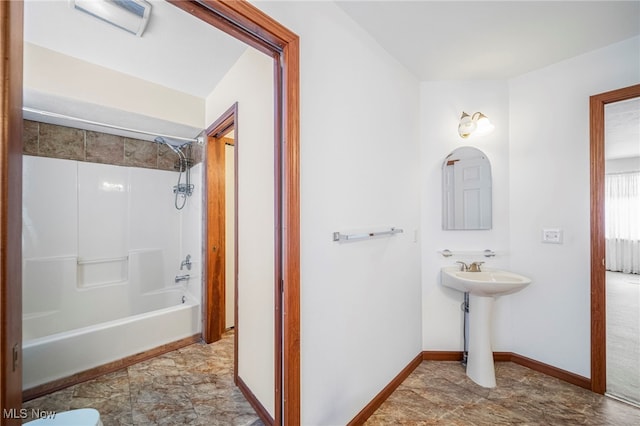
[335,1,640,81]
[24,1,640,97]
[605,98,640,161]
[22,1,640,156]
[23,0,248,99]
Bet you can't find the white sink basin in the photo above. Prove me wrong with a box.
[441,266,531,297]
[440,265,532,388]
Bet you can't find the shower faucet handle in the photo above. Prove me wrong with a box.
[180,254,192,270]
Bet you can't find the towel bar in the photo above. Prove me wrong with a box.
[333,227,403,242]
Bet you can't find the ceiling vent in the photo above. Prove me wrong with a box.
[70,0,152,37]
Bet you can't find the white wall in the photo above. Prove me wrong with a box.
[420,81,511,351]
[205,48,276,417]
[419,36,639,378]
[24,43,204,129]
[508,36,640,377]
[253,2,422,425]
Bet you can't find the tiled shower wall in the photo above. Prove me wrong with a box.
[21,118,205,328]
[22,120,203,169]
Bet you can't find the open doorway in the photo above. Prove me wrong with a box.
[0,1,299,423]
[223,132,236,332]
[590,84,640,406]
[202,46,279,420]
[204,103,238,345]
[603,97,640,406]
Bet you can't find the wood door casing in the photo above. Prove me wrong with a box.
[590,83,640,394]
[204,104,237,346]
[4,1,300,424]
[1,1,24,423]
[205,131,227,344]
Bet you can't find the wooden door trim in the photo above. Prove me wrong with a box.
[169,1,300,424]
[5,1,299,423]
[590,83,640,394]
[203,104,236,344]
[1,0,24,421]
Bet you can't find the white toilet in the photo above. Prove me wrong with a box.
[24,408,102,426]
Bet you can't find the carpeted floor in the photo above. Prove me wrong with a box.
[606,271,640,406]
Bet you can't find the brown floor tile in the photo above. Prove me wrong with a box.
[22,337,640,425]
[365,361,640,426]
[22,331,262,425]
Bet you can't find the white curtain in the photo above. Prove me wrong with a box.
[605,171,640,274]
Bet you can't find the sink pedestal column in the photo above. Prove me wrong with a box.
[466,294,496,388]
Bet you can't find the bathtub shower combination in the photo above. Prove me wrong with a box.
[22,128,203,391]
[22,251,200,390]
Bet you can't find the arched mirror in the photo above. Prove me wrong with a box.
[442,146,492,230]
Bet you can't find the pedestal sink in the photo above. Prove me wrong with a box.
[441,266,531,387]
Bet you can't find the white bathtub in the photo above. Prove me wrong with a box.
[22,290,200,390]
[22,250,201,390]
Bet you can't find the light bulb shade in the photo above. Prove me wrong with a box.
[458,111,494,138]
[473,112,495,136]
[458,112,476,138]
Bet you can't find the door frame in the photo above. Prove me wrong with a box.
[1,0,24,421]
[1,1,300,424]
[204,103,238,345]
[590,83,640,394]
[163,3,300,424]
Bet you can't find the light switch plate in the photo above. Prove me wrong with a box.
[542,228,563,244]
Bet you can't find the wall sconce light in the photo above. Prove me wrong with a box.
[70,0,152,37]
[458,112,495,138]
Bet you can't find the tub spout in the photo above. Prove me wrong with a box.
[175,274,190,283]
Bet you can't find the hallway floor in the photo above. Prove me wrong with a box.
[23,332,640,425]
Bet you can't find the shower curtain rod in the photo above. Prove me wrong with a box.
[22,107,201,144]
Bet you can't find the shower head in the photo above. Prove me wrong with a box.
[154,136,185,155]
[154,136,186,147]
[154,136,191,174]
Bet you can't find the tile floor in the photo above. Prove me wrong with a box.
[23,332,640,425]
[365,361,640,425]
[22,331,264,425]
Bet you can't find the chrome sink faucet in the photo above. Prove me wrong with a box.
[456,261,484,272]
[456,261,469,271]
[468,262,484,272]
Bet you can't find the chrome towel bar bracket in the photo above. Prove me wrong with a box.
[333,227,403,242]
[439,249,496,258]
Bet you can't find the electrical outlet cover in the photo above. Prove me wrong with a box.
[542,228,563,244]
